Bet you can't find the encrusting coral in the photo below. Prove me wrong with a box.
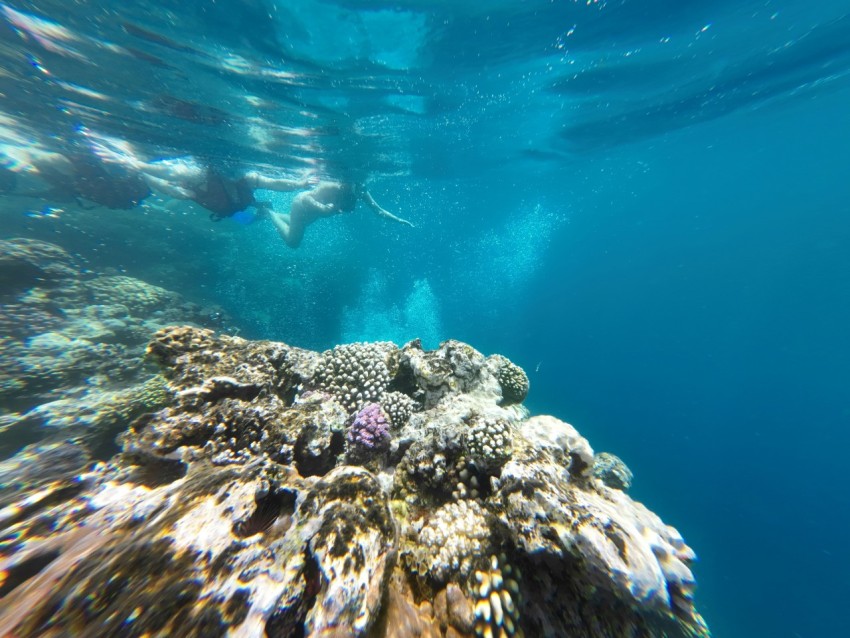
[0,323,710,638]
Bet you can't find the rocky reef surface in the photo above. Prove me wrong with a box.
[0,238,225,457]
[0,313,711,635]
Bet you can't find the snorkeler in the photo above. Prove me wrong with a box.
[0,145,150,210]
[137,157,311,221]
[265,180,414,248]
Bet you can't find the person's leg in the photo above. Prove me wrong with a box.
[140,158,204,183]
[268,210,303,248]
[35,151,76,176]
[142,174,194,200]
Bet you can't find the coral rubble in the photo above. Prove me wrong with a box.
[0,318,710,636]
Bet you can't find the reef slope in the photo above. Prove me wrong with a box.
[0,238,225,457]
[0,324,710,637]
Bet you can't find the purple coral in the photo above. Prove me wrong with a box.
[347,403,391,455]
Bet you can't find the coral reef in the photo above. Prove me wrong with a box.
[346,402,392,464]
[473,554,522,638]
[489,354,529,406]
[593,452,634,491]
[381,389,419,428]
[0,238,226,452]
[0,324,709,637]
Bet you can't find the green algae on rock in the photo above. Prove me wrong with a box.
[0,325,710,638]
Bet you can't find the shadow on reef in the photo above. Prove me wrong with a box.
[0,313,711,636]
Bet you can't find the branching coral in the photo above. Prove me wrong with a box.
[346,402,391,462]
[311,342,395,413]
[464,415,514,473]
[380,390,419,428]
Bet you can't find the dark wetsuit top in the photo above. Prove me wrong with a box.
[193,169,254,219]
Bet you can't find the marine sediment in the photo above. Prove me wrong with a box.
[0,317,710,636]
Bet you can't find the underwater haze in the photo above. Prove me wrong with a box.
[1,1,850,637]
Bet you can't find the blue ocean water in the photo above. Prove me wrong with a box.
[1,0,849,636]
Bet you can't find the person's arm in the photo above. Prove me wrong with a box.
[301,193,337,213]
[244,171,314,192]
[361,188,415,227]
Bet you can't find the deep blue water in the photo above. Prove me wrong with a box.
[2,1,850,636]
[513,94,850,637]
